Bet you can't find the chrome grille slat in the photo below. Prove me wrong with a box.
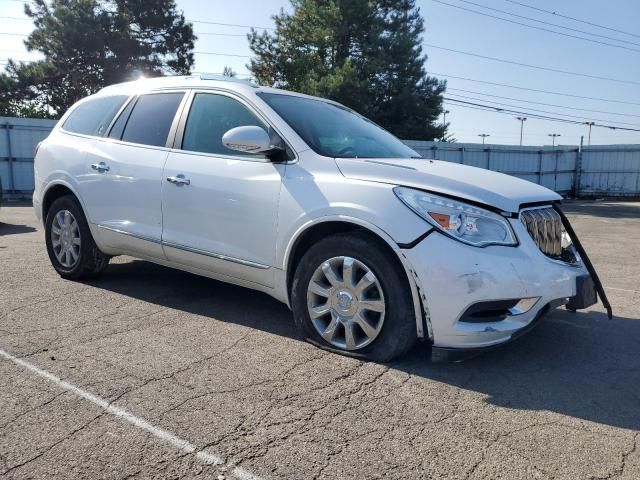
[520,207,562,258]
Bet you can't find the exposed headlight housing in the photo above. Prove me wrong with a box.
[394,187,518,247]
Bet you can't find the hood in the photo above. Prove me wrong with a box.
[335,158,561,213]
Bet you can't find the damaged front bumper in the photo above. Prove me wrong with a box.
[400,204,610,361]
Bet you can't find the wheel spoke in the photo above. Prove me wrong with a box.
[309,303,331,319]
[69,247,79,262]
[63,211,71,226]
[52,238,61,247]
[354,272,375,296]
[321,261,341,287]
[353,312,377,339]
[321,314,340,343]
[308,280,330,298]
[344,323,357,350]
[64,249,72,266]
[342,257,355,288]
[359,299,385,314]
[72,237,81,246]
[51,225,61,236]
[55,248,65,262]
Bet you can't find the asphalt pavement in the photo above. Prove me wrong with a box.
[1,200,639,479]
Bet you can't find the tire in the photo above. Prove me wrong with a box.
[291,231,417,362]
[45,195,110,280]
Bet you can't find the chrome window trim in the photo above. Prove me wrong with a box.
[97,224,270,270]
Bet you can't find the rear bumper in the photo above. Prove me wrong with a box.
[401,218,589,351]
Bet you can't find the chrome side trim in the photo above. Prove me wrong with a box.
[162,241,271,270]
[97,224,271,270]
[96,224,161,244]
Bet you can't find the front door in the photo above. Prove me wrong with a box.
[161,92,285,287]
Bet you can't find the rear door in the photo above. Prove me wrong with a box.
[161,91,286,287]
[83,91,187,257]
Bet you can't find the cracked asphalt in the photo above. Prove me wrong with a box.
[1,200,639,479]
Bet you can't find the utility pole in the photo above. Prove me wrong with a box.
[478,134,490,145]
[585,122,595,145]
[548,133,561,147]
[441,110,450,142]
[516,117,527,146]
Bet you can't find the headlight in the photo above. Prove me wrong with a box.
[394,187,517,247]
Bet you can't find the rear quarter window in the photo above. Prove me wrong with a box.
[63,95,129,136]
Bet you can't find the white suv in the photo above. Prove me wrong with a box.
[33,75,610,361]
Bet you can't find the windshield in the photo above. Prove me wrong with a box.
[258,92,420,159]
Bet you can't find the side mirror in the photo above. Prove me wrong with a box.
[222,126,282,155]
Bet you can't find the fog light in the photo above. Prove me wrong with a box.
[509,297,540,315]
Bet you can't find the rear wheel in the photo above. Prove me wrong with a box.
[45,195,110,280]
[292,231,416,362]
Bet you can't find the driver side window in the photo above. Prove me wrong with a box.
[182,93,267,157]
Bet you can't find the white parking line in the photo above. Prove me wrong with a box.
[0,348,263,480]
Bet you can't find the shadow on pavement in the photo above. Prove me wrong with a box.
[89,259,640,432]
[562,201,640,219]
[0,223,37,236]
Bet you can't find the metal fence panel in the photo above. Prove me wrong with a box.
[1,116,57,194]
[0,117,638,198]
[580,145,640,196]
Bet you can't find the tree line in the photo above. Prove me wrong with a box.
[0,0,448,141]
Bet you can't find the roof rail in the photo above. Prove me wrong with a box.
[194,73,257,87]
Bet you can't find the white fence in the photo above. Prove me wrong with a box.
[405,141,640,198]
[1,117,639,198]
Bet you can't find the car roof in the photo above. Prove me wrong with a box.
[95,74,324,102]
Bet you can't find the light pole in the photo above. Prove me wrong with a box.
[586,122,595,145]
[478,133,490,145]
[441,110,450,142]
[516,117,527,146]
[548,133,561,147]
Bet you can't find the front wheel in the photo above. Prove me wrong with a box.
[291,231,417,362]
[45,195,110,280]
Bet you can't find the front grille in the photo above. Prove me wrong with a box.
[520,207,562,258]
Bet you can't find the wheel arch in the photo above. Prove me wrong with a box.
[283,217,429,340]
[42,181,84,222]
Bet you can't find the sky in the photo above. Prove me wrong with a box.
[1,0,639,146]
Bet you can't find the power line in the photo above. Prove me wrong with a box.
[431,0,640,53]
[503,0,640,40]
[452,0,640,47]
[430,71,640,107]
[194,51,251,58]
[446,92,640,127]
[443,98,640,132]
[446,87,640,118]
[424,43,640,86]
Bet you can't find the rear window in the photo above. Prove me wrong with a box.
[120,93,184,147]
[63,95,129,136]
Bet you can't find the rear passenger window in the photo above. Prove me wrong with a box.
[120,93,184,147]
[63,95,128,136]
[182,93,267,157]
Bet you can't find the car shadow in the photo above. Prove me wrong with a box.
[561,201,640,219]
[87,259,640,432]
[0,223,37,236]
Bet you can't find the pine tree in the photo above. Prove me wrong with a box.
[248,0,446,140]
[1,0,195,117]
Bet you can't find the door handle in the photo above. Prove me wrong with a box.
[166,174,190,186]
[91,162,110,173]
